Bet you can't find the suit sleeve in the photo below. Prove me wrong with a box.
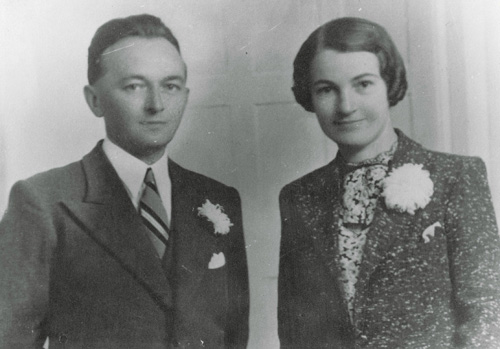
[445,157,500,347]
[225,187,249,348]
[0,180,57,348]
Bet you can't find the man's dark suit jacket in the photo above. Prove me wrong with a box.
[278,130,500,348]
[0,142,249,348]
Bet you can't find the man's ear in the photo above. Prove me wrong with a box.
[83,85,104,117]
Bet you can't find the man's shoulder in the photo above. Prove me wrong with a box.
[2,159,86,215]
[21,142,107,190]
[22,159,84,190]
[169,159,239,198]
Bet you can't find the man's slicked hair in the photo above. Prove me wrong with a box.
[87,14,180,85]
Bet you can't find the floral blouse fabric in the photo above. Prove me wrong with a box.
[338,144,396,322]
[341,165,389,226]
[338,225,369,322]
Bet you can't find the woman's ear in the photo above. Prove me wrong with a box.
[83,85,104,117]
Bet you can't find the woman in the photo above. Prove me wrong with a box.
[278,17,500,348]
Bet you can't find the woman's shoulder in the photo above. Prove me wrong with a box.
[396,130,486,174]
[280,160,337,198]
[410,147,490,195]
[419,147,486,175]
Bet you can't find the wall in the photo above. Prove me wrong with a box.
[1,1,499,348]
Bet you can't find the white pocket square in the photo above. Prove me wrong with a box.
[422,221,442,243]
[208,252,226,269]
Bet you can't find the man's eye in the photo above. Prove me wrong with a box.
[124,83,143,91]
[165,84,181,92]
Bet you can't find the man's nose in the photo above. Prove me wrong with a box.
[146,87,165,114]
[337,89,356,115]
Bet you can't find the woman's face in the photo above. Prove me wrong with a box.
[310,49,395,161]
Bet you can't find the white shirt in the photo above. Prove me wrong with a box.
[102,137,172,226]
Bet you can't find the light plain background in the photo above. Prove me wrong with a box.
[1,1,500,348]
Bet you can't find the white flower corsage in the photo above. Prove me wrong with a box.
[382,164,433,215]
[197,199,233,235]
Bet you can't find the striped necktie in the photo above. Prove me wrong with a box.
[140,168,170,258]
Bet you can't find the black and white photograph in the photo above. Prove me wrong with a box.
[1,0,500,348]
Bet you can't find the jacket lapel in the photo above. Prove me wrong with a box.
[353,131,430,327]
[353,204,412,318]
[61,143,173,309]
[296,161,344,280]
[169,160,216,299]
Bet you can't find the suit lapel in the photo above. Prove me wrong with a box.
[296,161,343,280]
[353,131,429,327]
[353,204,411,318]
[61,143,173,309]
[169,160,216,299]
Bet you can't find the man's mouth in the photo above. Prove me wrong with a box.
[334,119,365,125]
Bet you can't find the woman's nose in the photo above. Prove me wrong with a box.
[146,87,165,114]
[337,90,356,115]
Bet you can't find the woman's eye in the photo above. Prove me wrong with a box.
[357,80,373,89]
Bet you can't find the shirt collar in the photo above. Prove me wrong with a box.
[102,137,170,208]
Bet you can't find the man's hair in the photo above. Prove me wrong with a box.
[88,14,181,85]
[292,17,407,112]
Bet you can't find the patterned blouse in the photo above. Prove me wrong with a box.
[338,142,397,322]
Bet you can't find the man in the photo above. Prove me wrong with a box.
[0,14,249,348]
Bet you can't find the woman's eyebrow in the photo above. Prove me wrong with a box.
[312,73,380,86]
[352,73,380,81]
[312,79,337,86]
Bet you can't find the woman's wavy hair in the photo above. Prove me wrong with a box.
[88,14,181,85]
[292,17,407,112]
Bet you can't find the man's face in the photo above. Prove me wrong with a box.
[87,36,188,163]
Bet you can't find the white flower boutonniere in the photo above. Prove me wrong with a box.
[382,164,433,215]
[197,199,233,235]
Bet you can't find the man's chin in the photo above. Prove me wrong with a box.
[128,141,170,164]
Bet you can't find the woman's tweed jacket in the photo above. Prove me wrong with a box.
[278,130,500,348]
